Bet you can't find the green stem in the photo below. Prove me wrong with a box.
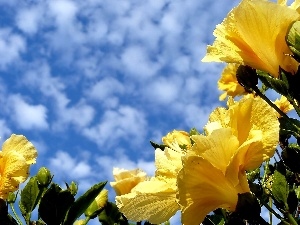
[82,216,91,225]
[220,209,228,223]
[9,202,23,225]
[269,197,272,225]
[287,212,298,225]
[262,200,282,220]
[252,86,289,118]
[285,202,298,225]
[288,95,300,117]
[252,86,300,137]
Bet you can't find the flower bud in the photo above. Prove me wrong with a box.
[236,65,258,91]
[286,20,300,62]
[235,192,260,220]
[68,181,78,196]
[6,192,17,204]
[85,189,108,219]
[73,219,85,225]
[36,167,52,187]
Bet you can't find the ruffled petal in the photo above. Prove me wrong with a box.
[110,168,147,196]
[2,134,37,165]
[155,147,183,179]
[178,156,249,225]
[116,178,179,224]
[0,151,28,199]
[191,128,239,173]
[202,0,299,77]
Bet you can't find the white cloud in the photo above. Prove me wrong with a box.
[96,151,155,181]
[22,63,69,109]
[16,6,42,35]
[22,62,95,130]
[53,100,95,130]
[8,94,48,130]
[161,11,182,34]
[121,45,161,79]
[49,150,92,180]
[83,105,147,148]
[87,77,125,107]
[173,56,190,73]
[180,104,211,130]
[76,56,102,78]
[0,28,26,69]
[0,120,11,142]
[48,0,78,27]
[144,77,182,105]
[31,139,48,155]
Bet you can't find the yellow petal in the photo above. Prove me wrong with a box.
[0,135,37,199]
[116,178,179,224]
[2,134,37,164]
[229,96,279,169]
[155,147,183,179]
[290,0,300,11]
[178,156,249,225]
[202,0,299,77]
[0,151,28,199]
[218,63,247,101]
[205,107,228,135]
[274,95,294,115]
[95,189,108,208]
[191,128,239,173]
[110,168,147,196]
[207,96,279,170]
[162,130,191,152]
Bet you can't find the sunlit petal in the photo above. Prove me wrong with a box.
[202,0,299,77]
[116,178,179,224]
[178,156,249,225]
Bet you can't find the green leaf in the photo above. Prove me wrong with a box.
[295,186,300,199]
[279,117,300,138]
[287,190,298,213]
[282,144,300,173]
[63,181,107,225]
[98,202,124,225]
[39,183,75,225]
[19,176,39,219]
[189,127,200,136]
[246,168,260,182]
[149,140,166,151]
[286,20,300,62]
[272,170,289,204]
[205,214,225,225]
[256,70,289,96]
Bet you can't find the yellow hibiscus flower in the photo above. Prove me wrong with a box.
[274,95,294,116]
[202,0,299,78]
[205,95,279,171]
[114,130,191,224]
[162,130,191,152]
[278,0,300,11]
[0,134,37,199]
[218,63,247,100]
[178,128,250,225]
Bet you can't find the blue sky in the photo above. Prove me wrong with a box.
[0,0,244,223]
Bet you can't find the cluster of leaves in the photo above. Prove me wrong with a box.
[0,167,128,225]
